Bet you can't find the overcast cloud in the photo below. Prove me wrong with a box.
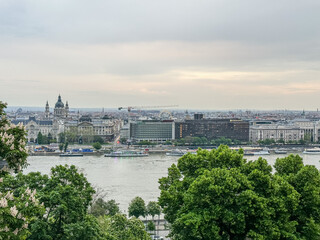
[0,0,320,110]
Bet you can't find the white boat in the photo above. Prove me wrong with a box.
[166,149,187,156]
[274,149,287,154]
[303,148,320,154]
[104,150,148,157]
[244,148,270,155]
[252,150,270,155]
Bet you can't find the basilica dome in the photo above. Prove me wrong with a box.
[55,95,64,108]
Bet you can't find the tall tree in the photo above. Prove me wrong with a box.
[128,196,147,219]
[1,165,96,239]
[147,201,161,220]
[98,213,151,240]
[0,101,44,239]
[37,132,43,144]
[159,146,320,240]
[89,198,120,217]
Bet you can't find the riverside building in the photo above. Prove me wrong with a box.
[129,120,175,143]
[175,115,250,141]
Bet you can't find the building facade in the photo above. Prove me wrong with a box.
[250,124,304,143]
[130,120,175,143]
[175,118,250,141]
[249,119,320,143]
[11,117,59,142]
[64,115,122,143]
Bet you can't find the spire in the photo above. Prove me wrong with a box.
[45,100,50,118]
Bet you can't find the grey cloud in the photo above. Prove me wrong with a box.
[1,0,319,44]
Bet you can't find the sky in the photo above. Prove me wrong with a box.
[0,0,320,110]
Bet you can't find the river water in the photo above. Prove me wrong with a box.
[24,153,320,211]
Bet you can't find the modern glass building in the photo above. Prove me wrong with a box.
[130,120,175,142]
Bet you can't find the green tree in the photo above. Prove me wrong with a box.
[147,201,161,220]
[93,136,104,144]
[98,213,151,240]
[128,196,147,219]
[147,220,155,231]
[59,143,64,152]
[90,198,120,217]
[92,142,102,151]
[58,132,66,143]
[64,141,69,152]
[275,155,320,239]
[158,146,318,239]
[63,214,104,240]
[104,199,120,216]
[0,101,28,173]
[0,101,44,239]
[48,132,53,143]
[37,132,43,144]
[65,129,78,144]
[1,165,96,239]
[304,133,312,143]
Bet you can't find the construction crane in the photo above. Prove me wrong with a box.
[118,105,178,112]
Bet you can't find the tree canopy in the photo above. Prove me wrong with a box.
[128,196,147,218]
[98,213,151,240]
[147,201,161,219]
[90,198,120,217]
[159,145,320,240]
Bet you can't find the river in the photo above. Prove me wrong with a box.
[24,153,320,211]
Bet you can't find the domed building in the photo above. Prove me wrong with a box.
[53,95,69,118]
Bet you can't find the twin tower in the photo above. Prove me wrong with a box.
[45,95,69,118]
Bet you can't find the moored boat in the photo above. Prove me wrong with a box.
[59,152,83,157]
[252,150,270,155]
[303,148,320,154]
[104,150,148,157]
[166,149,187,156]
[274,149,287,154]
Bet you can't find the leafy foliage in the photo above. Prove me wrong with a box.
[0,101,44,239]
[147,201,161,219]
[0,101,28,174]
[98,213,151,240]
[89,198,120,217]
[92,142,102,151]
[128,196,147,218]
[1,165,96,239]
[159,145,320,239]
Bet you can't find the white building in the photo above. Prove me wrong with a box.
[11,117,60,142]
[250,124,304,143]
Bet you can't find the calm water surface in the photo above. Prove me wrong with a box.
[25,153,320,210]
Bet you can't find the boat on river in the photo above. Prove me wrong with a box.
[303,148,320,154]
[243,148,270,156]
[104,150,149,157]
[274,149,287,154]
[59,152,83,157]
[252,150,270,155]
[166,149,187,156]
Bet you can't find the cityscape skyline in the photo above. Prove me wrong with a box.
[1,1,320,110]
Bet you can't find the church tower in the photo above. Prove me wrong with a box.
[45,101,50,118]
[65,101,69,118]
